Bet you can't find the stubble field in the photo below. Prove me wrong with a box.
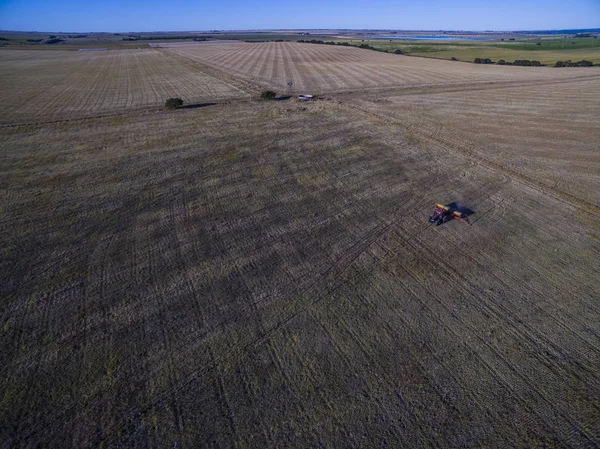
[346,76,600,207]
[161,41,598,93]
[1,42,599,448]
[0,48,250,125]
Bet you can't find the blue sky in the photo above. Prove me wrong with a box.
[0,0,598,32]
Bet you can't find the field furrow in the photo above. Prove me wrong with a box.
[0,49,248,124]
[161,41,600,95]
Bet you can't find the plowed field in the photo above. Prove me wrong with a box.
[1,42,599,448]
[0,49,249,125]
[344,75,600,207]
[162,41,599,93]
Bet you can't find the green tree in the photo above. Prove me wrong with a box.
[260,90,277,100]
[165,98,184,109]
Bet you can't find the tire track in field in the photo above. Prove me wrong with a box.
[425,212,600,370]
[91,145,245,447]
[378,78,600,207]
[340,96,600,218]
[313,283,527,448]
[417,113,598,300]
[265,335,332,446]
[456,185,600,318]
[396,218,594,441]
[364,223,542,432]
[15,214,126,447]
[338,158,600,440]
[408,164,600,350]
[87,142,436,446]
[307,307,453,447]
[369,235,593,447]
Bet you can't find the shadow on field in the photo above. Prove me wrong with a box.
[447,202,475,218]
[181,102,217,110]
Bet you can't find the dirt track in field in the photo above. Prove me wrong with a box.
[1,42,599,448]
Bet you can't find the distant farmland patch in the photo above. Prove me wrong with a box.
[0,49,249,124]
[161,41,600,93]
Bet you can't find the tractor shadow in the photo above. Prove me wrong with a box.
[446,202,475,218]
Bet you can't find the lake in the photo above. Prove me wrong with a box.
[362,35,494,41]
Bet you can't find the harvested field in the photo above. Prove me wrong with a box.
[346,75,600,207]
[162,41,600,93]
[0,49,249,125]
[1,41,600,449]
[1,97,599,448]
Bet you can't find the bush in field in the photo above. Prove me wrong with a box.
[497,60,506,65]
[513,60,543,66]
[260,90,277,100]
[555,60,594,67]
[46,38,64,44]
[474,58,493,64]
[394,49,403,54]
[165,98,184,109]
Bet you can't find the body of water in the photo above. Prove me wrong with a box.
[362,35,494,41]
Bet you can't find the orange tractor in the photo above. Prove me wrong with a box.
[428,203,469,226]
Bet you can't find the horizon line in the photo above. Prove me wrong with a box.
[1,27,599,34]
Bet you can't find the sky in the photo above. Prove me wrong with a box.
[0,0,599,32]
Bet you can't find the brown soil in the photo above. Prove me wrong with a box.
[1,43,599,448]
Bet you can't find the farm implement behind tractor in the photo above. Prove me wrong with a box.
[429,203,470,226]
